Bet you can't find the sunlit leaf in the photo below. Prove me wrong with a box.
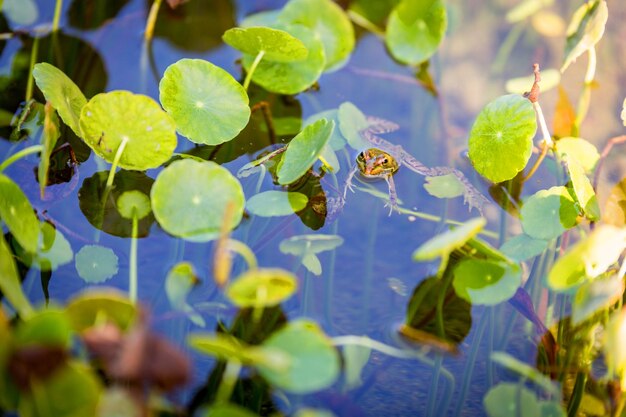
[116,190,151,220]
[385,0,447,65]
[32,63,87,137]
[0,173,40,253]
[223,26,308,62]
[304,109,346,151]
[548,225,626,291]
[413,217,486,261]
[520,186,578,240]
[79,91,177,170]
[505,69,560,95]
[159,59,250,145]
[424,174,465,199]
[566,157,600,221]
[499,234,548,262]
[65,290,137,332]
[165,262,204,327]
[572,274,623,325]
[188,333,261,364]
[603,309,626,391]
[15,222,73,272]
[561,0,608,72]
[246,191,308,217]
[338,102,370,150]
[240,10,281,28]
[0,233,33,318]
[603,177,626,227]
[554,137,599,173]
[506,0,554,23]
[453,259,521,306]
[75,244,118,284]
[226,268,297,308]
[277,119,334,185]
[3,0,38,25]
[483,383,541,417]
[242,24,325,95]
[38,103,61,198]
[151,159,245,242]
[468,94,537,183]
[278,0,354,70]
[257,320,340,394]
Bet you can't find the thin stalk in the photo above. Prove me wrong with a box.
[227,239,258,270]
[0,145,44,172]
[426,354,444,417]
[25,37,39,102]
[347,10,385,38]
[52,0,63,32]
[435,268,453,339]
[324,171,341,328]
[567,372,587,417]
[522,141,549,183]
[573,48,596,135]
[302,268,311,317]
[394,205,498,239]
[129,211,138,303]
[243,50,265,91]
[215,360,242,404]
[144,0,163,41]
[105,137,129,189]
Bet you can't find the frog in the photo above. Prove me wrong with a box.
[341,116,488,216]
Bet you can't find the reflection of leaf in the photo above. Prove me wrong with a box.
[68,0,130,30]
[279,234,343,275]
[572,274,623,325]
[500,234,548,262]
[424,174,465,199]
[561,0,608,72]
[14,222,73,272]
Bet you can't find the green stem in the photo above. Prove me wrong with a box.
[215,360,242,404]
[573,48,596,135]
[52,0,63,32]
[105,137,129,189]
[25,37,39,102]
[243,50,265,91]
[129,211,138,303]
[0,145,44,172]
[567,372,587,417]
[435,267,453,339]
[533,102,553,148]
[347,10,385,38]
[144,0,163,41]
[427,354,444,416]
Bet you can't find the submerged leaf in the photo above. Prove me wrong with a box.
[116,190,151,220]
[483,383,541,417]
[246,191,308,217]
[75,245,118,284]
[226,268,297,308]
[159,59,250,145]
[520,186,578,240]
[223,26,308,62]
[468,94,537,183]
[165,262,204,326]
[38,103,61,198]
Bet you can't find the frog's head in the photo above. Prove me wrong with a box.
[356,148,399,178]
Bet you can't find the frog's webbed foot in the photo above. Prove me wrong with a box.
[451,171,489,215]
[383,174,401,216]
[342,165,359,199]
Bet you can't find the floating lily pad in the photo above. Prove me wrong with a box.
[520,186,578,240]
[65,289,137,332]
[338,102,370,150]
[241,10,282,28]
[0,173,40,253]
[468,94,537,183]
[453,259,521,306]
[277,119,334,184]
[15,222,73,272]
[223,26,308,62]
[79,91,177,170]
[499,234,548,262]
[226,268,297,308]
[117,190,151,220]
[572,274,623,325]
[33,63,87,137]
[566,157,600,221]
[151,159,245,242]
[278,0,354,70]
[246,191,308,217]
[548,225,626,291]
[159,59,250,145]
[385,0,447,65]
[279,234,344,276]
[554,137,599,173]
[0,233,33,318]
[424,174,465,199]
[165,262,204,327]
[242,24,325,95]
[75,245,118,284]
[257,320,340,394]
[413,217,486,261]
[561,0,608,72]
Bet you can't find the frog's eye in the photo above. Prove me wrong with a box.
[383,158,388,164]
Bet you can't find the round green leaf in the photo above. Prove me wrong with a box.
[337,102,370,150]
[452,259,521,306]
[0,173,39,253]
[117,190,151,220]
[424,174,465,199]
[151,159,245,242]
[555,136,599,173]
[65,290,137,332]
[14,309,72,347]
[242,24,325,95]
[79,91,177,170]
[159,59,250,145]
[257,320,340,394]
[75,245,118,284]
[241,10,281,28]
[413,217,486,260]
[278,0,354,70]
[304,110,346,151]
[223,26,308,62]
[226,268,297,308]
[246,191,308,217]
[521,186,578,240]
[468,94,537,183]
[499,234,548,262]
[385,0,447,65]
[15,222,73,271]
[32,63,87,137]
[483,383,541,417]
[277,118,335,185]
[279,234,344,255]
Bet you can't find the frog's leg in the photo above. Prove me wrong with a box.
[342,164,359,198]
[383,174,400,215]
[365,116,400,134]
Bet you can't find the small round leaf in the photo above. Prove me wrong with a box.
[555,137,599,173]
[75,245,119,284]
[452,259,521,306]
[79,91,177,170]
[159,59,250,145]
[117,191,152,220]
[521,186,578,240]
[226,268,297,308]
[246,191,308,217]
[223,26,308,62]
[413,217,486,260]
[65,290,137,332]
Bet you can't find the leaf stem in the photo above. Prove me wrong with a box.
[573,48,596,135]
[243,50,265,91]
[105,137,129,189]
[129,211,138,303]
[25,37,39,102]
[0,145,44,172]
[522,140,549,183]
[347,10,385,38]
[52,0,63,32]
[227,239,258,270]
[215,360,242,404]
[144,0,163,41]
